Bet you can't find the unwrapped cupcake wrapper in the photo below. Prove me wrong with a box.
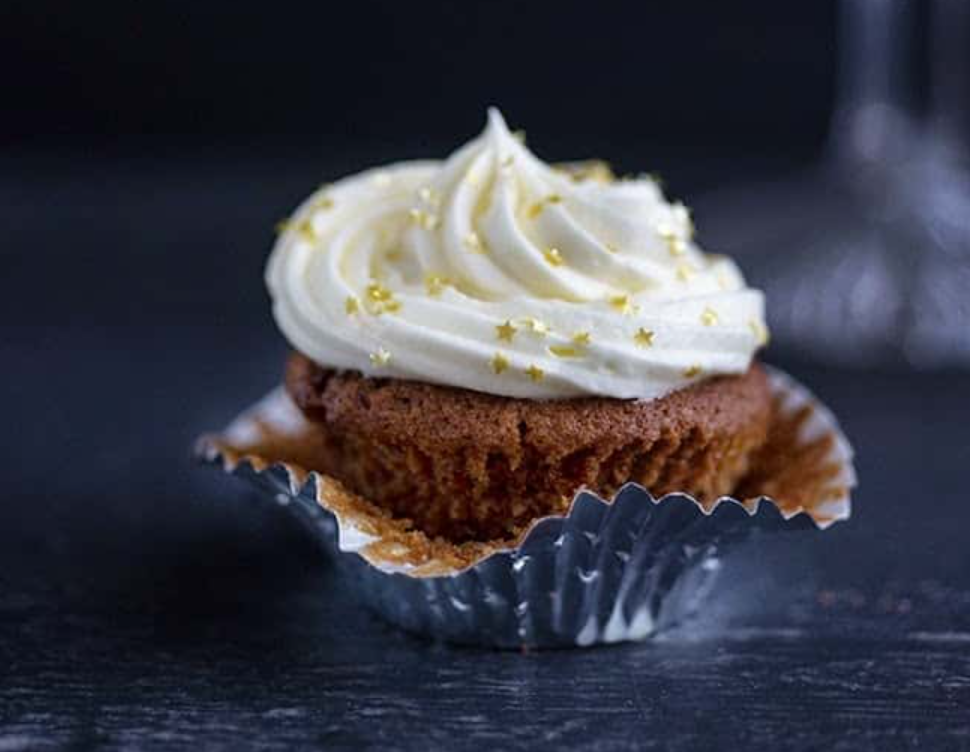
[196,367,854,649]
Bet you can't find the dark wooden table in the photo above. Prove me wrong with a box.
[3,154,969,751]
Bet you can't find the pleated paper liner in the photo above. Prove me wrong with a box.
[196,367,855,648]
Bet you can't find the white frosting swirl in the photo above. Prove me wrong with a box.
[266,109,767,400]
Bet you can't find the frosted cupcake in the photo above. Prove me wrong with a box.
[268,109,771,543]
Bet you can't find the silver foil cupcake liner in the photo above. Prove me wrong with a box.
[196,367,855,649]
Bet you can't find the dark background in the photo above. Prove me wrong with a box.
[1,2,839,158]
[3,3,970,750]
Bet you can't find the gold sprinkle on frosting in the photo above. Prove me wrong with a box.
[369,347,391,367]
[749,318,770,346]
[676,262,696,282]
[491,352,509,374]
[463,231,485,253]
[543,247,565,266]
[683,365,702,378]
[298,219,317,243]
[549,345,580,358]
[501,155,514,168]
[408,208,439,230]
[345,296,360,314]
[667,237,687,257]
[700,307,719,326]
[313,196,334,211]
[571,331,592,346]
[496,320,517,342]
[275,218,291,235]
[527,194,563,219]
[365,282,401,314]
[609,294,639,315]
[418,186,440,206]
[525,364,544,382]
[424,274,448,297]
[521,317,550,336]
[633,328,655,348]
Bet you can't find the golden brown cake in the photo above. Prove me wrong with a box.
[286,352,771,541]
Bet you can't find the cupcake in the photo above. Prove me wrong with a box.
[200,109,854,647]
[269,109,771,543]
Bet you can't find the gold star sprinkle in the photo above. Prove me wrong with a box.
[667,237,687,257]
[543,247,565,266]
[275,218,291,235]
[463,231,485,253]
[491,352,510,374]
[367,283,393,302]
[605,242,618,253]
[683,365,702,378]
[571,331,592,346]
[345,296,360,314]
[522,317,550,336]
[407,208,439,230]
[298,219,317,243]
[496,320,517,342]
[633,328,655,348]
[369,347,391,367]
[424,274,448,297]
[527,194,563,219]
[676,262,696,282]
[525,364,545,382]
[549,345,579,358]
[313,196,334,211]
[365,282,400,314]
[609,294,639,315]
[749,319,770,346]
[701,307,720,326]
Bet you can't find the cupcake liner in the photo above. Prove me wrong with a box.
[196,367,854,649]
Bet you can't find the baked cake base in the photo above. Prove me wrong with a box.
[285,352,772,542]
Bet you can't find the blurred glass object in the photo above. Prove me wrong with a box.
[700,0,970,368]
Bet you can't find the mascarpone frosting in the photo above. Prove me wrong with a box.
[266,109,767,400]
